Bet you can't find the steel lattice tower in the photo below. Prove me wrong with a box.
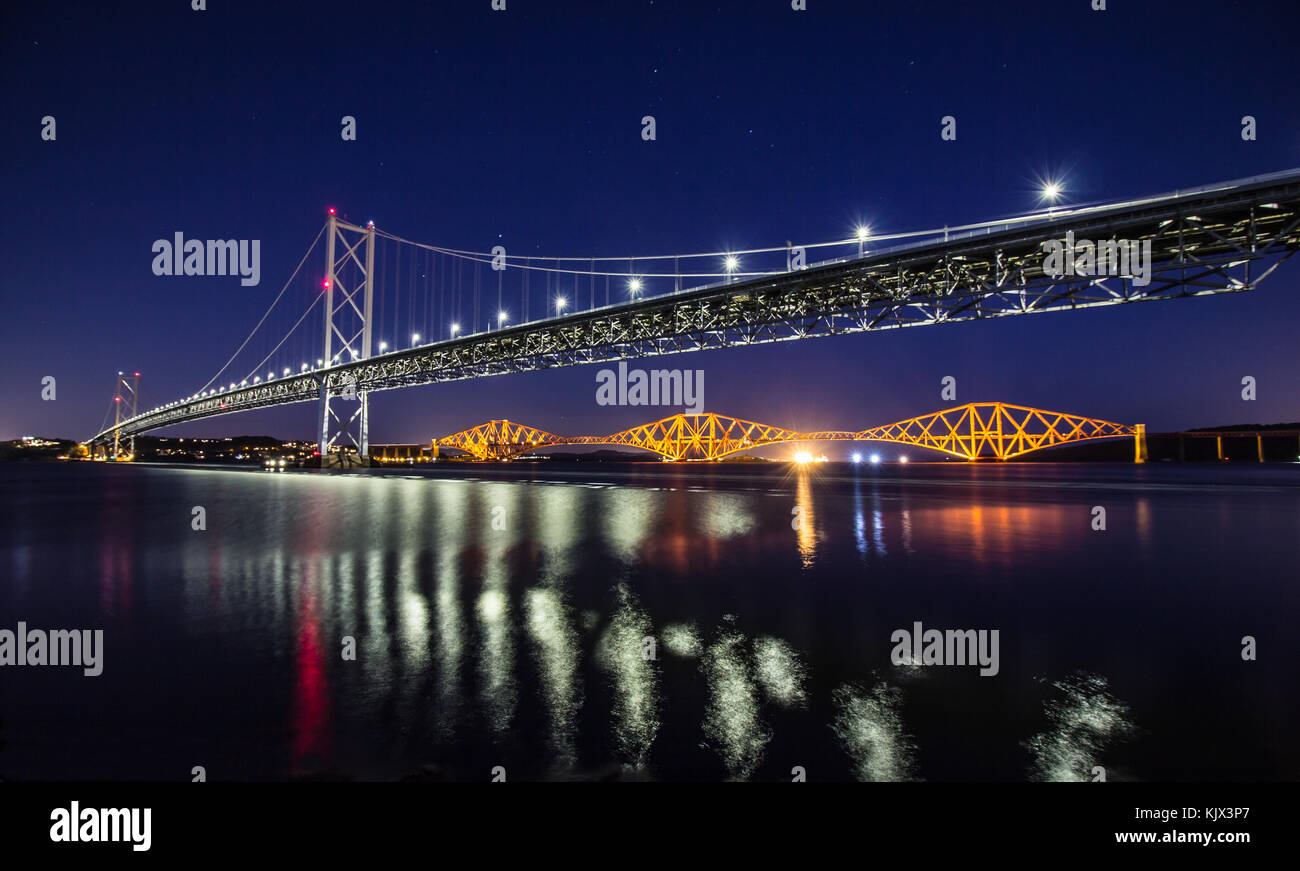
[317,212,375,465]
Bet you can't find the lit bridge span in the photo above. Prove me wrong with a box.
[85,167,1300,461]
[424,403,1142,462]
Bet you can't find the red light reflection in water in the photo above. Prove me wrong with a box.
[291,560,332,773]
[97,532,133,618]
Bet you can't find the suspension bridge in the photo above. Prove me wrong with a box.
[85,168,1300,464]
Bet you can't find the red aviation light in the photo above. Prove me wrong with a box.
[328,207,336,215]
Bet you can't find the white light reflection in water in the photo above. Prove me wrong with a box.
[360,549,392,680]
[602,488,661,561]
[433,481,468,737]
[596,585,660,769]
[477,482,519,735]
[662,623,702,657]
[525,588,582,767]
[753,636,807,707]
[527,481,584,768]
[831,682,918,781]
[702,628,771,779]
[698,492,755,539]
[395,481,429,673]
[1026,674,1135,782]
[396,546,428,675]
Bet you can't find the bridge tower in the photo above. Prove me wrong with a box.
[110,370,139,459]
[317,212,375,467]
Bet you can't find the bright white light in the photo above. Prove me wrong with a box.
[450,322,461,335]
[301,363,308,371]
[556,296,568,311]
[856,225,871,241]
[851,452,862,463]
[283,368,290,376]
[794,451,813,464]
[724,255,739,272]
[412,333,421,343]
[628,278,643,294]
[1041,181,1062,203]
[869,453,881,464]
[378,341,387,351]
[498,311,508,324]
[899,455,909,463]
[317,359,323,367]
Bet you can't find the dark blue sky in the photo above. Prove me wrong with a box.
[3,0,1298,444]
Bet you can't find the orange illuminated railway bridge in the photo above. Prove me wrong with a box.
[398,403,1149,463]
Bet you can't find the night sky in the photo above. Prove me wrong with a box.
[3,0,1298,445]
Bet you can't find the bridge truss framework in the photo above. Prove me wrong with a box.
[429,404,1143,462]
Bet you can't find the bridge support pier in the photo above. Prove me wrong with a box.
[1133,423,1147,464]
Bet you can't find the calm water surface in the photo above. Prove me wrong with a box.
[1,460,1297,781]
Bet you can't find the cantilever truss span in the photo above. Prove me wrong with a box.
[88,168,1300,448]
[431,403,1139,462]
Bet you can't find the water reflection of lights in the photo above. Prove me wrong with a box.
[478,483,519,733]
[832,682,917,782]
[753,636,808,707]
[1027,674,1134,782]
[602,489,661,561]
[794,468,818,567]
[698,492,756,539]
[477,587,517,733]
[526,588,582,766]
[597,585,660,768]
[433,482,468,736]
[702,629,771,779]
[662,623,702,657]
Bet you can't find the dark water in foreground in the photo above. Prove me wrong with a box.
[1,460,1297,782]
